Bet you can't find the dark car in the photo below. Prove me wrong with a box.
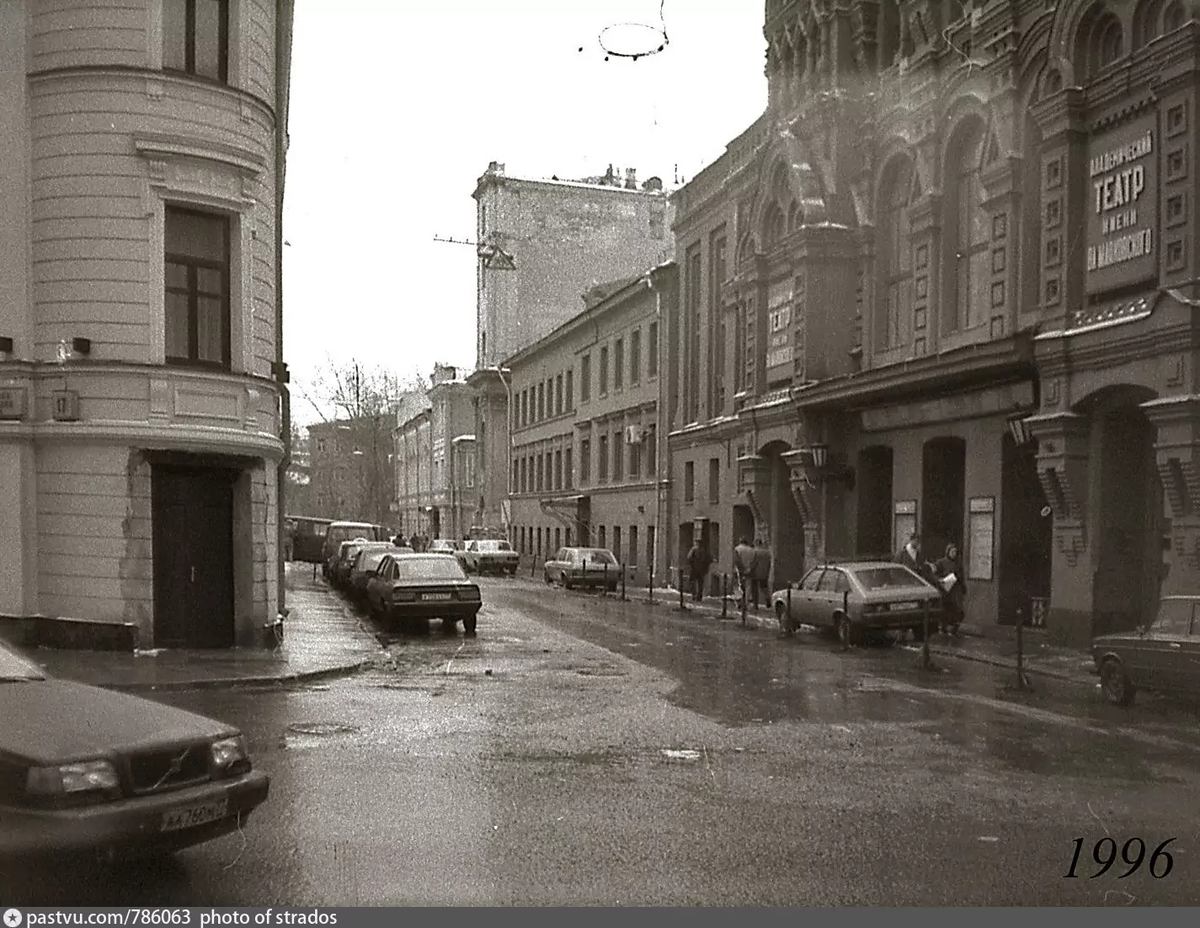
[348,545,413,602]
[1093,596,1200,706]
[288,516,333,564]
[365,553,481,635]
[321,521,384,577]
[463,539,519,576]
[331,539,389,589]
[772,561,943,646]
[543,546,619,591]
[0,639,268,861]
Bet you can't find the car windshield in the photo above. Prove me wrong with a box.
[578,549,616,565]
[854,566,925,590]
[478,541,512,552]
[395,556,468,581]
[433,540,464,551]
[0,642,45,681]
[1152,602,1193,635]
[361,551,391,571]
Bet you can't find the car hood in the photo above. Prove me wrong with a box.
[0,678,236,765]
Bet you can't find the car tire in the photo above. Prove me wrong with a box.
[836,613,853,650]
[1100,657,1136,706]
[442,618,458,635]
[544,571,552,585]
[910,624,926,643]
[464,614,478,636]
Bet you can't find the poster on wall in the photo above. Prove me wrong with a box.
[1085,115,1158,295]
[968,496,995,581]
[765,278,793,386]
[893,500,916,556]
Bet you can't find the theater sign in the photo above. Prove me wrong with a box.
[1086,116,1158,294]
[765,278,793,387]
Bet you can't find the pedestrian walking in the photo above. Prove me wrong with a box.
[409,532,420,552]
[934,543,966,636]
[895,532,935,583]
[733,536,755,608]
[750,537,772,613]
[686,541,713,603]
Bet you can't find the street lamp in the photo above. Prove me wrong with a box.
[808,442,829,469]
[1007,414,1033,446]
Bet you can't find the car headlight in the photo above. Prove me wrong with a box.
[26,759,120,797]
[210,735,250,774]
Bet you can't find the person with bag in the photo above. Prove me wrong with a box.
[750,537,772,613]
[934,543,966,636]
[733,536,755,609]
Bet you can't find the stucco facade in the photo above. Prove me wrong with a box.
[666,0,1200,645]
[0,0,293,649]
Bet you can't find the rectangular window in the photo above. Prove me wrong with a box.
[564,446,573,489]
[684,461,695,502]
[580,438,591,484]
[648,321,658,376]
[630,329,641,384]
[598,434,609,482]
[537,382,545,420]
[512,459,518,490]
[165,206,230,368]
[614,339,624,390]
[629,430,641,477]
[536,454,544,492]
[554,449,563,490]
[555,374,563,415]
[628,526,638,567]
[163,0,228,83]
[598,525,606,549]
[599,346,609,394]
[613,430,624,480]
[647,525,655,575]
[520,390,527,427]
[709,457,720,504]
[646,424,657,475]
[566,369,574,409]
[580,355,591,402]
[520,457,527,493]
[613,526,622,564]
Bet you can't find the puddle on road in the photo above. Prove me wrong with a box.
[282,721,361,750]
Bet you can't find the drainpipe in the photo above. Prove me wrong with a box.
[273,0,292,618]
[494,365,512,537]
[644,268,665,588]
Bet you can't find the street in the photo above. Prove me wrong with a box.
[7,569,1200,906]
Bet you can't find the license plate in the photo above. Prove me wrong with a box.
[161,797,228,832]
[891,601,920,611]
[422,592,452,601]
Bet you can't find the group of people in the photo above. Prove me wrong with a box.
[896,532,966,636]
[684,537,772,610]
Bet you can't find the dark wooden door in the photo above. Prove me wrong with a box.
[152,466,235,648]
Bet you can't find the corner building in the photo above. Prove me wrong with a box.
[668,0,1199,644]
[0,0,293,648]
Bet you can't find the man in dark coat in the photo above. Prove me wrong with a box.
[895,533,933,582]
[686,542,713,603]
[749,538,772,612]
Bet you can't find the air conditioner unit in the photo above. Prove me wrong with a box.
[625,424,646,444]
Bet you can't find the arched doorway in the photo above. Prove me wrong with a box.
[998,432,1052,625]
[921,436,966,558]
[1083,387,1164,635]
[857,445,894,558]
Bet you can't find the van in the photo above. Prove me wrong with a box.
[321,521,384,576]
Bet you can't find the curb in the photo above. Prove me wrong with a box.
[93,657,377,693]
[914,644,1096,686]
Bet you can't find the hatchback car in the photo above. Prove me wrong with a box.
[772,561,943,645]
[0,639,268,861]
[332,540,392,589]
[543,547,620,592]
[1093,595,1200,706]
[463,539,520,576]
[365,553,481,634]
[347,545,413,602]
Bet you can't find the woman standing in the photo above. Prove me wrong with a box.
[935,543,967,636]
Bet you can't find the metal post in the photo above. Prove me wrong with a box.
[531,554,536,578]
[603,561,608,596]
[786,584,792,636]
[621,563,627,601]
[922,599,931,670]
[649,564,654,603]
[1016,605,1030,689]
[842,590,851,651]
[722,574,728,619]
[740,582,748,626]
[679,575,686,611]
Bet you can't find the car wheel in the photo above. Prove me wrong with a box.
[464,615,478,636]
[910,624,926,643]
[1100,657,1136,706]
[836,613,853,650]
[544,571,552,585]
[442,618,458,635]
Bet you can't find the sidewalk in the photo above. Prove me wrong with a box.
[28,564,382,692]
[527,572,1098,686]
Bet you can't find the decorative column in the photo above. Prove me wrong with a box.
[1144,395,1200,584]
[737,453,773,541]
[784,448,823,563]
[1026,411,1091,567]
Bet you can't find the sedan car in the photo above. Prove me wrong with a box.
[772,561,943,646]
[332,540,393,589]
[0,639,268,861]
[462,539,519,576]
[543,546,620,592]
[365,553,481,634]
[1093,595,1200,706]
[347,545,414,602]
[430,538,468,569]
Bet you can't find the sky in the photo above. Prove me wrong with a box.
[282,1,768,426]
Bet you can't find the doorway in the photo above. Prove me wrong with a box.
[856,445,894,558]
[152,466,235,648]
[921,436,966,558]
[998,433,1052,625]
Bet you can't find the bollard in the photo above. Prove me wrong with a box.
[722,574,728,620]
[621,563,627,601]
[531,556,536,578]
[679,577,686,611]
[1016,606,1031,689]
[786,584,793,636]
[841,590,851,651]
[921,599,932,670]
[740,583,748,626]
[649,565,655,603]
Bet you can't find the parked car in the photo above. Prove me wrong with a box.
[543,547,620,591]
[320,521,384,577]
[430,538,468,568]
[1093,595,1200,706]
[463,539,519,576]
[365,553,481,635]
[0,638,269,861]
[348,545,413,602]
[772,561,943,646]
[328,539,372,588]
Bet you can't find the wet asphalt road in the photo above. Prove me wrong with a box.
[8,571,1200,906]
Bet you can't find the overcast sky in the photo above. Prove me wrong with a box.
[283,1,767,426]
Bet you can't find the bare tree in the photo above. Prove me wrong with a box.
[296,356,427,425]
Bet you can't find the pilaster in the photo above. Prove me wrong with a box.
[1026,411,1091,567]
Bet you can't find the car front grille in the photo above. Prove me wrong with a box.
[126,742,212,795]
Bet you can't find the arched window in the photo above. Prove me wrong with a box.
[1163,1,1187,32]
[1074,5,1126,78]
[1096,15,1124,68]
[1134,0,1167,47]
[787,200,802,231]
[942,117,988,334]
[877,0,900,69]
[763,204,785,247]
[877,156,914,350]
